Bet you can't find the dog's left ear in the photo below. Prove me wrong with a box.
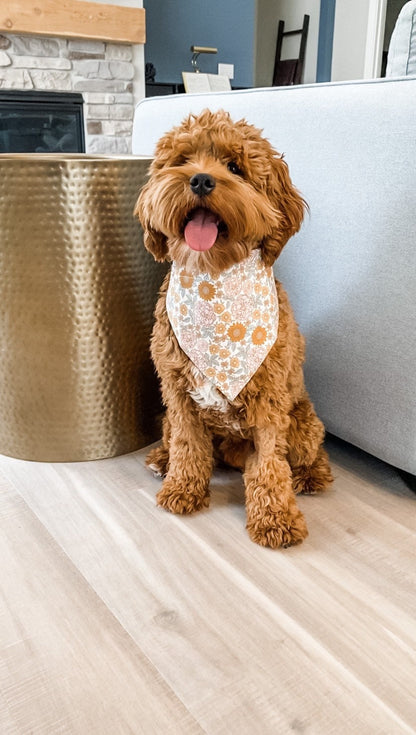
[262,155,306,266]
[134,183,168,263]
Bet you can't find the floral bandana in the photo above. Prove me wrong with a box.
[166,249,279,400]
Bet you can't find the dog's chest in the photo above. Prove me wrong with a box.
[189,367,242,432]
[189,367,229,411]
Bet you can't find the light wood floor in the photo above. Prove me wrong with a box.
[1,435,415,734]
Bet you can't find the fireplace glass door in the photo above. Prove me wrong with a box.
[0,90,85,153]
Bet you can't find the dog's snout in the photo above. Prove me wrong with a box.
[189,173,216,197]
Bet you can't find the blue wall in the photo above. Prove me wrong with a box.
[144,0,256,88]
[316,0,336,82]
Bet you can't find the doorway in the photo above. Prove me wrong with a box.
[364,0,410,77]
[381,0,411,74]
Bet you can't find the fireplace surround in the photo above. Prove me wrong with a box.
[0,33,139,153]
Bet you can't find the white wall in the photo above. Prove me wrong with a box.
[255,0,320,86]
[331,0,371,80]
[82,0,145,102]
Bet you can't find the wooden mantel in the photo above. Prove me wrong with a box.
[0,0,145,44]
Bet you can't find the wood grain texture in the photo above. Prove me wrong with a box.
[0,0,145,44]
[0,474,199,733]
[1,436,415,734]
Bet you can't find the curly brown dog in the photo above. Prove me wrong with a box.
[135,109,333,548]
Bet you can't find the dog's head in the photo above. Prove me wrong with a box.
[135,109,305,274]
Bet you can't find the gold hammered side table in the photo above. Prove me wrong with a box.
[0,154,165,461]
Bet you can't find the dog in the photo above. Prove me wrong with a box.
[135,109,333,548]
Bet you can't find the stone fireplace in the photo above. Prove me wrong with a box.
[0,33,137,153]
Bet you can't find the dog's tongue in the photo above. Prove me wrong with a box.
[184,208,218,251]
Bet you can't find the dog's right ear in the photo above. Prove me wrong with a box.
[134,183,168,263]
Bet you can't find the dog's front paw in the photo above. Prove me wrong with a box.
[246,505,308,549]
[156,478,210,515]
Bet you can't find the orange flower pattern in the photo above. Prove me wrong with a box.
[198,281,216,301]
[228,323,246,342]
[252,325,267,345]
[180,270,194,289]
[166,249,279,400]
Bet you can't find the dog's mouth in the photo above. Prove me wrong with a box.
[183,207,225,252]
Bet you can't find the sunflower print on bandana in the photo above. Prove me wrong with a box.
[166,249,279,400]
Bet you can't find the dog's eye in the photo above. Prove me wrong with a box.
[227,161,243,176]
[172,155,187,166]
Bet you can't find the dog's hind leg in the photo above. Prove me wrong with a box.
[146,414,171,477]
[287,395,333,495]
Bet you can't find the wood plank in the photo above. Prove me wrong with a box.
[0,474,201,734]
[0,0,145,44]
[1,440,415,733]
[133,442,416,730]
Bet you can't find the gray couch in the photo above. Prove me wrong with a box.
[132,77,416,475]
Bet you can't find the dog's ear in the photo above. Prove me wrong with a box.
[262,155,306,266]
[134,183,168,263]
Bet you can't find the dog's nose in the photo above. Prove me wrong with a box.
[189,173,216,197]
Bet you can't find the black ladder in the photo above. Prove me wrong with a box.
[273,14,310,86]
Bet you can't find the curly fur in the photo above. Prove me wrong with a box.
[135,109,333,548]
